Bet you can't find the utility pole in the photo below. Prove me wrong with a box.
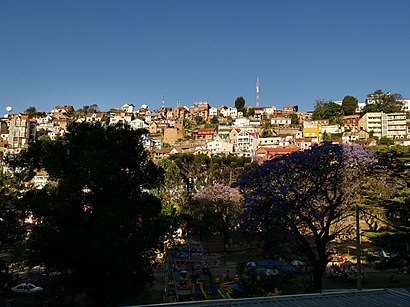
[356,203,362,290]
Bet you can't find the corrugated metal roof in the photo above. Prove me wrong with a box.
[134,289,410,307]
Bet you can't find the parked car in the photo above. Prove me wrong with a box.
[11,283,43,294]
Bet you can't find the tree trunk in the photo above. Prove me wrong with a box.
[310,259,327,293]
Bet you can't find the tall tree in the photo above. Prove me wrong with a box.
[235,96,246,110]
[191,184,243,247]
[13,123,166,304]
[24,106,37,118]
[341,95,359,115]
[235,96,246,114]
[312,99,342,123]
[361,89,404,115]
[240,143,377,292]
[0,173,25,248]
[364,146,410,259]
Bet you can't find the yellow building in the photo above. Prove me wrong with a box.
[303,121,322,142]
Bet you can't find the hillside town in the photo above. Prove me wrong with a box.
[1,92,410,165]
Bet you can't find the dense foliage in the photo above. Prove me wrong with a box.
[240,143,377,292]
[361,89,404,115]
[364,146,410,259]
[191,184,243,246]
[11,123,167,304]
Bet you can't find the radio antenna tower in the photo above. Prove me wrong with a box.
[256,77,260,107]
[162,95,165,108]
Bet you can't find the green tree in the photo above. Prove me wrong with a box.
[246,106,255,117]
[24,106,37,118]
[341,96,359,115]
[194,115,205,125]
[210,115,219,125]
[312,99,342,123]
[361,90,404,115]
[235,96,246,110]
[290,113,299,126]
[0,173,25,248]
[14,123,166,304]
[363,146,410,259]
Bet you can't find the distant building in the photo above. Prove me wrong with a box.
[7,114,36,154]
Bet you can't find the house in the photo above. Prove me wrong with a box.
[258,135,292,148]
[7,114,36,154]
[129,118,149,130]
[282,105,294,114]
[321,124,341,135]
[195,127,216,141]
[208,107,219,118]
[153,147,182,161]
[50,105,74,115]
[121,103,135,113]
[145,111,162,123]
[342,132,360,143]
[234,117,250,127]
[343,114,360,128]
[219,107,238,119]
[109,110,133,125]
[235,130,259,154]
[228,128,241,142]
[303,121,322,141]
[206,140,234,154]
[189,101,210,120]
[255,147,299,161]
[295,138,314,150]
[85,112,105,123]
[271,116,291,127]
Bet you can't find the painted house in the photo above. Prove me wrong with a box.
[255,147,299,161]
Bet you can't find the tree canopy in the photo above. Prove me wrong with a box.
[363,146,410,258]
[341,95,359,115]
[361,89,404,115]
[0,173,25,248]
[240,143,378,292]
[235,96,246,110]
[13,123,167,304]
[24,106,38,118]
[312,99,342,123]
[190,184,243,246]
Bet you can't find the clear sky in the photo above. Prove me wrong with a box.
[1,0,410,114]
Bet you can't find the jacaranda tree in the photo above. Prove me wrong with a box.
[191,184,243,248]
[240,143,377,292]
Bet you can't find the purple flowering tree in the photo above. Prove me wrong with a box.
[191,184,243,249]
[240,143,377,292]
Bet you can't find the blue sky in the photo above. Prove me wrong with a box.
[1,0,410,113]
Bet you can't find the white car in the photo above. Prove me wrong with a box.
[11,283,43,294]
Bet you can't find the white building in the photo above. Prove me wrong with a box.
[271,117,291,127]
[386,113,407,139]
[206,140,234,154]
[359,112,388,139]
[400,100,410,112]
[129,119,149,130]
[234,117,250,127]
[209,107,219,118]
